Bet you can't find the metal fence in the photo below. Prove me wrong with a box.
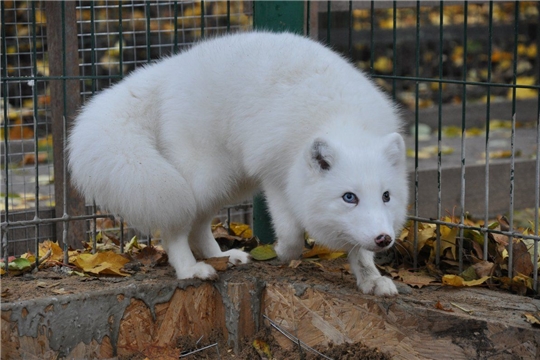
[1,1,539,291]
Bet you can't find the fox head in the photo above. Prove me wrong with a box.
[287,131,408,253]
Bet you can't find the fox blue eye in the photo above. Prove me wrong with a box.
[342,192,358,204]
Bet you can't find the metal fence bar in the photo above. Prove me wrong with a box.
[483,1,494,262]
[436,0,444,265]
[0,1,8,272]
[458,1,469,273]
[413,0,421,270]
[534,110,540,290]
[507,2,521,280]
[31,1,40,269]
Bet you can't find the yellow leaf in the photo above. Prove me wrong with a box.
[303,244,344,260]
[523,311,540,325]
[442,274,490,287]
[253,339,272,359]
[509,76,537,100]
[229,222,253,238]
[73,252,130,276]
[20,252,36,263]
[124,236,142,254]
[39,240,64,263]
[440,225,458,260]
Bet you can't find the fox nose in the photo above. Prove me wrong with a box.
[375,234,393,248]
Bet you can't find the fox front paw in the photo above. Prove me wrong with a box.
[358,276,398,296]
[223,249,250,265]
[177,261,218,281]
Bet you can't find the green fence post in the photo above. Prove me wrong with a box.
[252,1,305,244]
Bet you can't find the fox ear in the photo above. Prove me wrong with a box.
[309,138,334,171]
[384,132,406,167]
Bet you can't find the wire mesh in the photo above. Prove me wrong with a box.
[1,0,253,257]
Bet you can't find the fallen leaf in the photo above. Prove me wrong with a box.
[51,288,69,295]
[229,222,253,238]
[124,236,143,254]
[253,339,272,360]
[250,245,277,261]
[523,311,540,326]
[8,258,32,272]
[289,259,302,269]
[513,240,534,276]
[472,260,495,278]
[442,274,490,287]
[435,301,454,312]
[440,225,459,260]
[135,246,168,266]
[39,240,64,263]
[73,252,130,276]
[303,245,345,260]
[203,256,229,271]
[460,266,478,281]
[398,269,437,288]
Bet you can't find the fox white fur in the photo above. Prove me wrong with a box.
[68,32,408,296]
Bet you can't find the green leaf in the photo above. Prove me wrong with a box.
[8,257,32,271]
[250,245,277,261]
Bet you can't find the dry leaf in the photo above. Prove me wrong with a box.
[253,339,272,360]
[52,288,69,295]
[472,260,495,278]
[1,288,10,297]
[289,259,302,269]
[229,222,253,238]
[135,246,168,266]
[442,274,490,287]
[435,301,454,312]
[513,240,534,277]
[203,256,229,271]
[39,240,64,263]
[398,269,437,288]
[523,312,540,326]
[73,251,130,276]
[440,225,459,260]
[303,245,345,260]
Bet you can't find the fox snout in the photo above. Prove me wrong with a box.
[375,234,393,248]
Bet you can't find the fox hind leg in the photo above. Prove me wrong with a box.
[189,215,250,265]
[163,229,218,280]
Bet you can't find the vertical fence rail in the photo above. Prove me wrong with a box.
[507,2,521,280]
[483,1,494,262]
[1,2,9,272]
[413,0,421,270]
[458,1,469,273]
[31,1,40,269]
[436,0,444,266]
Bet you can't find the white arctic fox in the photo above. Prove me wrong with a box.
[68,32,408,296]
